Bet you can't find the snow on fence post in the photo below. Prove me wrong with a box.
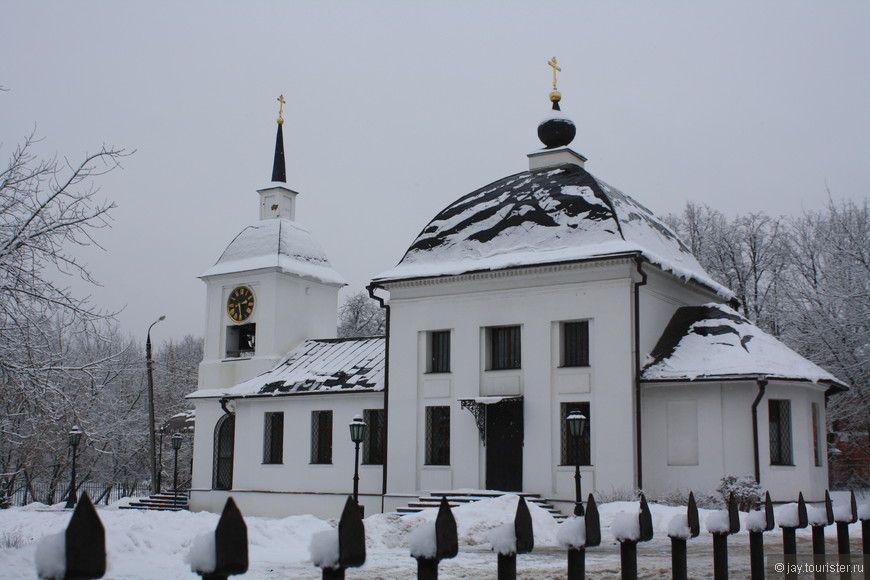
[311,496,366,580]
[834,491,858,575]
[190,497,248,580]
[668,491,700,580]
[778,493,808,580]
[614,493,654,580]
[489,495,534,580]
[36,492,106,580]
[560,493,600,580]
[746,491,775,580]
[809,491,835,573]
[706,492,740,580]
[410,496,458,580]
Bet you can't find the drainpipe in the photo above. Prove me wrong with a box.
[367,283,390,514]
[219,397,234,417]
[633,257,648,490]
[751,379,768,484]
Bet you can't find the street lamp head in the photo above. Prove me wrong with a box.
[158,315,166,321]
[171,432,183,450]
[566,411,587,438]
[69,426,83,448]
[348,414,367,444]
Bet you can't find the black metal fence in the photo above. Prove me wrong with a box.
[8,481,152,507]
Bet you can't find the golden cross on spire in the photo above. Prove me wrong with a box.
[277,94,286,125]
[548,57,561,90]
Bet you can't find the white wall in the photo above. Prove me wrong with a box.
[383,258,643,509]
[641,380,829,502]
[198,268,340,391]
[189,392,384,518]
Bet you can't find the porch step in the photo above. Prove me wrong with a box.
[119,492,189,511]
[395,491,566,520]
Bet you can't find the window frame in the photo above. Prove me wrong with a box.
[811,402,822,467]
[560,401,592,466]
[363,408,386,465]
[560,320,590,368]
[487,325,522,371]
[310,410,333,465]
[425,406,451,466]
[768,399,793,466]
[262,411,284,465]
[427,330,451,374]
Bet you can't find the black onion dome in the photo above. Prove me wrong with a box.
[538,98,576,149]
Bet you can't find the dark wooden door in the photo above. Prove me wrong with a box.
[485,399,523,491]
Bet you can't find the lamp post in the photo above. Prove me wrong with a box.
[348,415,367,516]
[171,432,183,508]
[65,426,83,509]
[145,315,165,495]
[566,411,587,516]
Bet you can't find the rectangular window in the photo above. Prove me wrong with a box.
[560,402,591,466]
[488,325,521,370]
[263,412,284,464]
[363,408,386,465]
[769,399,793,466]
[428,330,451,373]
[226,323,256,358]
[425,406,451,465]
[311,410,333,464]
[811,403,822,467]
[561,321,590,367]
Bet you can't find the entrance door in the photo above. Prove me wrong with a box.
[485,399,523,491]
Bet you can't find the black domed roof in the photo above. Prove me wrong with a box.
[373,162,732,299]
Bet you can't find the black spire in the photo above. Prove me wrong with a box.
[271,94,287,183]
[538,58,575,149]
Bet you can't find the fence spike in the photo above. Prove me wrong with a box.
[338,496,366,568]
[435,496,458,561]
[213,497,248,577]
[727,493,740,535]
[848,490,858,524]
[796,493,808,529]
[65,492,106,580]
[763,492,775,532]
[687,492,700,539]
[584,493,601,548]
[638,494,653,543]
[514,496,534,555]
[824,490,834,526]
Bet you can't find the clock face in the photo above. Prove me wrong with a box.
[227,286,255,323]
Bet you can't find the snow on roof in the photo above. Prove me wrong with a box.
[641,304,847,388]
[188,337,385,399]
[201,218,346,286]
[372,164,733,299]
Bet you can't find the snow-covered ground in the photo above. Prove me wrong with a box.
[1,495,866,579]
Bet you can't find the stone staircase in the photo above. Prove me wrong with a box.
[119,491,189,511]
[395,490,566,520]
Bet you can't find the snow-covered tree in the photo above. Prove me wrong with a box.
[337,290,386,338]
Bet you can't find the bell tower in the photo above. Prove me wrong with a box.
[197,96,346,391]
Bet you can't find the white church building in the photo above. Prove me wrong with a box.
[187,85,846,518]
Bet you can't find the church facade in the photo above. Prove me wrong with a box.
[187,88,845,518]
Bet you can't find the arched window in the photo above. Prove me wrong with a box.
[213,414,235,490]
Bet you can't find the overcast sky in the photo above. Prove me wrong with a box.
[2,1,868,342]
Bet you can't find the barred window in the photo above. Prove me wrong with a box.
[811,403,822,467]
[769,399,793,466]
[561,321,590,367]
[428,331,451,373]
[487,325,521,370]
[425,406,450,465]
[213,414,235,490]
[560,402,591,466]
[311,410,333,464]
[363,408,385,465]
[263,412,284,464]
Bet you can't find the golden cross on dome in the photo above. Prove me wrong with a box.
[277,94,286,124]
[548,57,561,89]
